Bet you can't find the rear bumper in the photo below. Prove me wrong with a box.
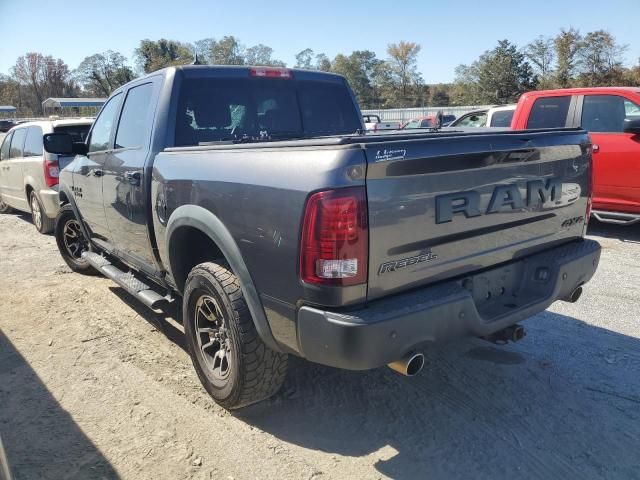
[297,239,601,370]
[38,187,60,218]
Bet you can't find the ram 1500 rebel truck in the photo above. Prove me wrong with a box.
[511,87,640,225]
[43,65,601,409]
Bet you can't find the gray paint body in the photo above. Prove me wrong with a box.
[59,65,596,361]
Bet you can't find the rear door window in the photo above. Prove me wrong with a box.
[581,95,629,133]
[24,126,44,157]
[115,83,155,149]
[54,124,91,142]
[9,128,27,158]
[526,96,571,129]
[0,132,12,160]
[490,110,514,127]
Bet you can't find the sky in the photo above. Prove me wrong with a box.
[0,0,639,84]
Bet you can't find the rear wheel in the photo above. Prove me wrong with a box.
[0,193,13,214]
[54,205,95,274]
[183,261,287,409]
[30,191,54,234]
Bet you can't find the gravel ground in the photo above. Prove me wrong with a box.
[0,212,639,480]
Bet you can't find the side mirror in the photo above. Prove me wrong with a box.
[623,118,640,135]
[436,110,443,129]
[43,133,88,156]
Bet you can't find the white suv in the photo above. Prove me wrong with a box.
[0,119,93,233]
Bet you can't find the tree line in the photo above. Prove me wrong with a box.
[1,29,639,117]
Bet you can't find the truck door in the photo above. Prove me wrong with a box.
[73,93,122,239]
[103,80,159,269]
[580,94,640,213]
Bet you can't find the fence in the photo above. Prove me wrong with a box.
[361,105,493,123]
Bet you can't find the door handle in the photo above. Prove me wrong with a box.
[93,169,103,177]
[592,144,600,153]
[125,171,141,186]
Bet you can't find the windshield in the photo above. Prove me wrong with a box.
[175,77,361,146]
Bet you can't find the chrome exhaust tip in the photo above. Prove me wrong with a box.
[565,286,583,303]
[388,352,425,377]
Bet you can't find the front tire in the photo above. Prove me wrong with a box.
[183,262,288,409]
[30,191,54,234]
[54,205,95,274]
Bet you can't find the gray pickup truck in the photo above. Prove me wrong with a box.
[43,65,601,409]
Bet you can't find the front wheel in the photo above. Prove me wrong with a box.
[183,262,288,409]
[54,205,96,274]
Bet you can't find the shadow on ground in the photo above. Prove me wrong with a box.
[588,218,640,243]
[0,332,118,480]
[236,311,640,479]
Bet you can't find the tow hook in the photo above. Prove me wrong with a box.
[483,324,526,345]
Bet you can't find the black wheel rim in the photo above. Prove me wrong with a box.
[30,195,42,230]
[194,293,232,385]
[63,219,88,260]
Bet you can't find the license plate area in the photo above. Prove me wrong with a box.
[459,261,528,322]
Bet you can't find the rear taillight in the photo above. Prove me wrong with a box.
[300,187,368,286]
[43,157,59,187]
[249,67,293,79]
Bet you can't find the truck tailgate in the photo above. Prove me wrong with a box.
[364,129,591,300]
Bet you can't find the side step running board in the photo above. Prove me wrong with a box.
[592,210,640,226]
[83,251,171,309]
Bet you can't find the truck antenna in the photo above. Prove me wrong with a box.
[192,53,203,65]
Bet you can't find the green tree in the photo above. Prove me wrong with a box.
[331,50,381,108]
[209,36,245,65]
[554,28,582,87]
[75,51,134,96]
[386,41,424,106]
[244,44,285,67]
[294,48,315,69]
[430,85,451,106]
[576,30,626,86]
[525,36,555,88]
[454,40,537,104]
[135,39,193,73]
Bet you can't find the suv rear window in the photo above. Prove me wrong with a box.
[527,96,571,129]
[175,77,361,146]
[54,124,91,143]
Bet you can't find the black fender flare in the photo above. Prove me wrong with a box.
[165,205,281,352]
[58,182,92,241]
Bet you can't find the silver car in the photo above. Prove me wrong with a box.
[0,119,92,233]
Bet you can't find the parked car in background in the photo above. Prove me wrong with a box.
[363,114,401,131]
[400,115,437,129]
[450,105,516,128]
[511,87,640,225]
[0,118,92,233]
[42,65,599,410]
[0,120,16,133]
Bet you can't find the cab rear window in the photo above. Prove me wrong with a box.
[175,77,361,146]
[527,96,571,129]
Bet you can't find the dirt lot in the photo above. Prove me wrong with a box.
[1,212,639,480]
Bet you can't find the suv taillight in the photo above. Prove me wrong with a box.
[43,157,59,187]
[300,187,368,286]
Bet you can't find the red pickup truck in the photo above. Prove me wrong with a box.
[511,87,640,225]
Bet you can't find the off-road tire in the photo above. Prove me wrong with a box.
[30,191,54,234]
[54,205,96,275]
[183,261,288,409]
